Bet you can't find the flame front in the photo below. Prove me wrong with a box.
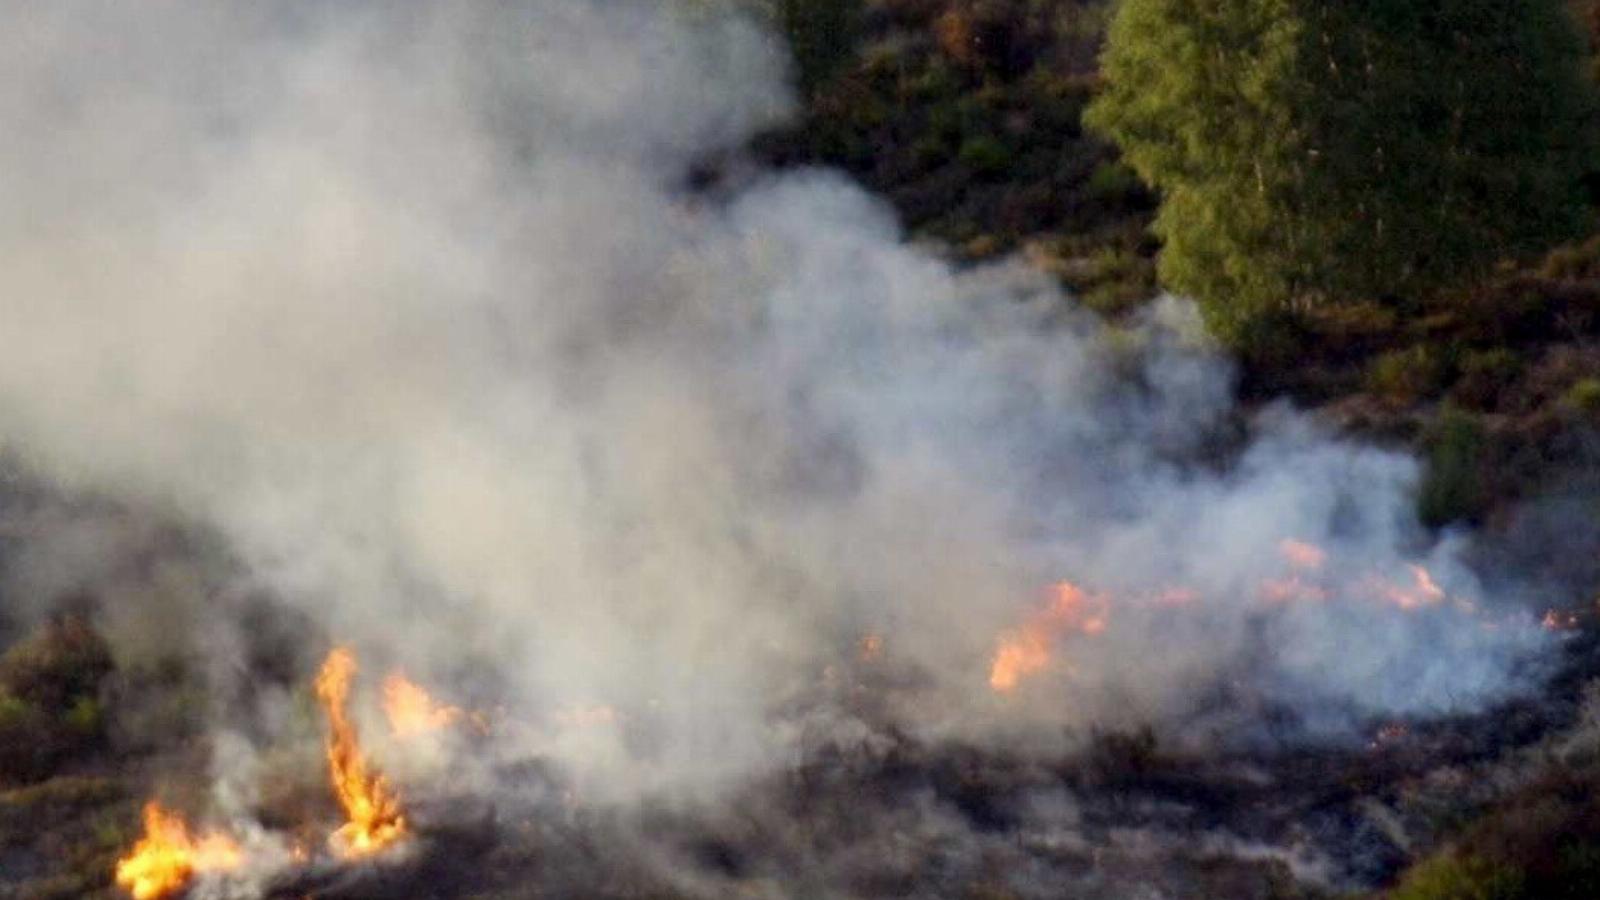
[383,672,463,738]
[989,582,1108,692]
[114,802,242,900]
[315,648,408,858]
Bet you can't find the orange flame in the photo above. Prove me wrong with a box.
[1375,565,1447,610]
[1259,577,1330,604]
[858,633,884,661]
[114,802,242,899]
[382,672,464,738]
[1278,539,1327,570]
[989,582,1108,692]
[314,648,407,858]
[1543,609,1581,632]
[1260,539,1332,603]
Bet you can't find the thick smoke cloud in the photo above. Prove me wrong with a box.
[0,0,1549,805]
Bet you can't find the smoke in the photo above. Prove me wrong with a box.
[0,0,1552,813]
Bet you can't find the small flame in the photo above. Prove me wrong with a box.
[1367,722,1409,751]
[858,633,884,661]
[382,672,464,738]
[1278,539,1327,570]
[315,648,408,858]
[1543,609,1582,632]
[114,802,242,900]
[1261,539,1332,603]
[1375,565,1447,610]
[989,582,1109,692]
[1259,577,1330,604]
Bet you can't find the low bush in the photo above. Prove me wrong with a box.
[1417,408,1490,528]
[1367,345,1452,404]
[1388,852,1526,900]
[0,619,114,784]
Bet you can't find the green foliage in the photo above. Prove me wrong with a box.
[1087,0,1598,347]
[1389,852,1526,900]
[1368,345,1451,403]
[956,134,1013,174]
[63,695,102,736]
[1418,408,1489,527]
[1563,376,1600,414]
[767,0,865,95]
[0,619,114,784]
[1085,161,1143,204]
[1452,348,1525,410]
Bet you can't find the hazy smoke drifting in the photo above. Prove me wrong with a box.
[0,0,1550,802]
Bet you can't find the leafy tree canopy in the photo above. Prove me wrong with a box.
[1087,0,1599,344]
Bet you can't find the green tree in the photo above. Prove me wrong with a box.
[1086,0,1597,345]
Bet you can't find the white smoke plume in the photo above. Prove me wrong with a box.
[0,0,1551,808]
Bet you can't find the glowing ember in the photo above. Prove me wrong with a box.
[989,582,1109,692]
[383,672,464,738]
[114,802,242,900]
[1543,609,1582,632]
[1367,722,1409,750]
[315,648,408,858]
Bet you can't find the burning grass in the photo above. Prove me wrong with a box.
[315,648,408,859]
[114,802,243,900]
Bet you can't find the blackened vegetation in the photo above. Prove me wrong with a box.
[256,625,1600,897]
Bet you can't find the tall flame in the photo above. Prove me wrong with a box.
[114,802,242,900]
[382,672,463,738]
[314,647,408,858]
[989,582,1108,692]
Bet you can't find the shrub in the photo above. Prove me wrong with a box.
[1418,408,1490,528]
[1367,346,1452,404]
[0,619,115,783]
[1084,161,1143,205]
[957,134,1013,175]
[1452,348,1526,410]
[768,0,865,95]
[1389,852,1526,900]
[1563,377,1600,415]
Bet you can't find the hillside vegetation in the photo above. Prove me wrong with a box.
[756,3,1600,896]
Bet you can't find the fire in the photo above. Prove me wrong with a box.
[858,633,884,661]
[1543,609,1582,632]
[383,672,463,738]
[114,802,242,900]
[1261,539,1331,603]
[989,582,1109,692]
[1367,721,1409,750]
[1278,539,1327,570]
[1375,564,1447,610]
[314,648,408,858]
[1259,577,1329,604]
